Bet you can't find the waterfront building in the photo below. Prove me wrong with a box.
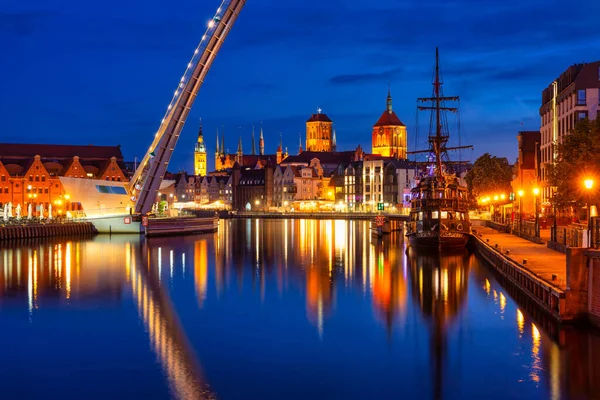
[231,161,275,211]
[0,143,127,216]
[194,121,207,176]
[343,161,363,210]
[363,156,385,211]
[174,172,198,203]
[372,89,407,159]
[539,61,600,206]
[306,109,333,152]
[511,131,541,216]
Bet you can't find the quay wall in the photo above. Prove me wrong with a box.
[471,233,567,321]
[0,222,97,241]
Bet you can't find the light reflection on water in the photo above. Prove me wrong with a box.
[0,219,599,400]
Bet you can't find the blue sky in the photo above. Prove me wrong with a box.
[1,0,599,172]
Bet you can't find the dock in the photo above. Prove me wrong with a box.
[144,216,218,237]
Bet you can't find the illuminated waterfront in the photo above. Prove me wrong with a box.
[0,219,598,399]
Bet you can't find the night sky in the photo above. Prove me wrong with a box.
[1,0,599,173]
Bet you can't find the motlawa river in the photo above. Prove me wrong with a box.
[0,219,599,399]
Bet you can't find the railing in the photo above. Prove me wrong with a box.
[411,199,467,210]
[552,225,585,248]
[520,220,537,238]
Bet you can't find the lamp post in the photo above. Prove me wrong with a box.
[585,179,594,247]
[517,190,524,233]
[533,187,540,238]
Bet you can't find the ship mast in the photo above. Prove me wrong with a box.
[434,47,443,177]
[409,48,472,176]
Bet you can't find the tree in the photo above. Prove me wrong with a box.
[465,153,513,199]
[547,117,600,210]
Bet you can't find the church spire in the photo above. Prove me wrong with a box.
[387,85,393,114]
[215,128,220,153]
[220,127,225,156]
[251,126,256,155]
[237,136,243,164]
[259,122,265,156]
[195,118,205,152]
[197,118,204,143]
[298,132,303,154]
[332,125,337,151]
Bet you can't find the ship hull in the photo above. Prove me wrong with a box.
[406,231,470,249]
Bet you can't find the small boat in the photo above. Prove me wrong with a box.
[371,215,391,237]
[405,48,473,249]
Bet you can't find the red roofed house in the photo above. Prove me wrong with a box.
[0,143,127,217]
[372,89,407,159]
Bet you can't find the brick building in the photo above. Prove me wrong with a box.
[0,143,127,217]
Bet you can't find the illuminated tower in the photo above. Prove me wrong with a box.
[251,126,256,155]
[332,125,337,151]
[194,119,207,176]
[306,108,333,152]
[372,88,407,159]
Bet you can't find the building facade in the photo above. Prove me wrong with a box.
[0,143,127,217]
[539,61,600,205]
[232,162,275,211]
[372,89,407,159]
[306,110,333,152]
[194,121,207,176]
[511,131,541,215]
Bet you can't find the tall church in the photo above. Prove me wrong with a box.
[372,89,407,159]
[306,109,334,152]
[194,120,207,176]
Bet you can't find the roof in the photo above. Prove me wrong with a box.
[241,154,278,168]
[373,110,405,127]
[0,143,124,160]
[306,113,333,123]
[280,151,356,166]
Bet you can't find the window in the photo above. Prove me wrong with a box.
[41,176,46,182]
[0,175,4,182]
[95,185,128,195]
[577,89,586,105]
[578,111,588,121]
[29,176,33,182]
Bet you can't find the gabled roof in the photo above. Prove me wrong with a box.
[373,110,405,127]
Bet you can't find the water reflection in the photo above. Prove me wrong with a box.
[406,248,470,400]
[0,220,600,400]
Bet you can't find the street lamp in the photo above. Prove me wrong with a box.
[533,187,540,238]
[584,179,594,246]
[517,190,524,233]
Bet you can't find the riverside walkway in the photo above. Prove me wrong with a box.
[474,226,567,291]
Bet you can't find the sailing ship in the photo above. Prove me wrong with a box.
[405,48,473,248]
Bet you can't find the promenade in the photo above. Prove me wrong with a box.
[475,226,567,290]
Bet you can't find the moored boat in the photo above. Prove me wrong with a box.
[405,48,473,249]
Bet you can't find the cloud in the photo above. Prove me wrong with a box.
[330,67,403,85]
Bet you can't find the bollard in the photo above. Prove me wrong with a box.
[486,238,489,242]
[495,243,499,249]
[523,259,528,265]
[505,250,510,255]
[552,273,557,281]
